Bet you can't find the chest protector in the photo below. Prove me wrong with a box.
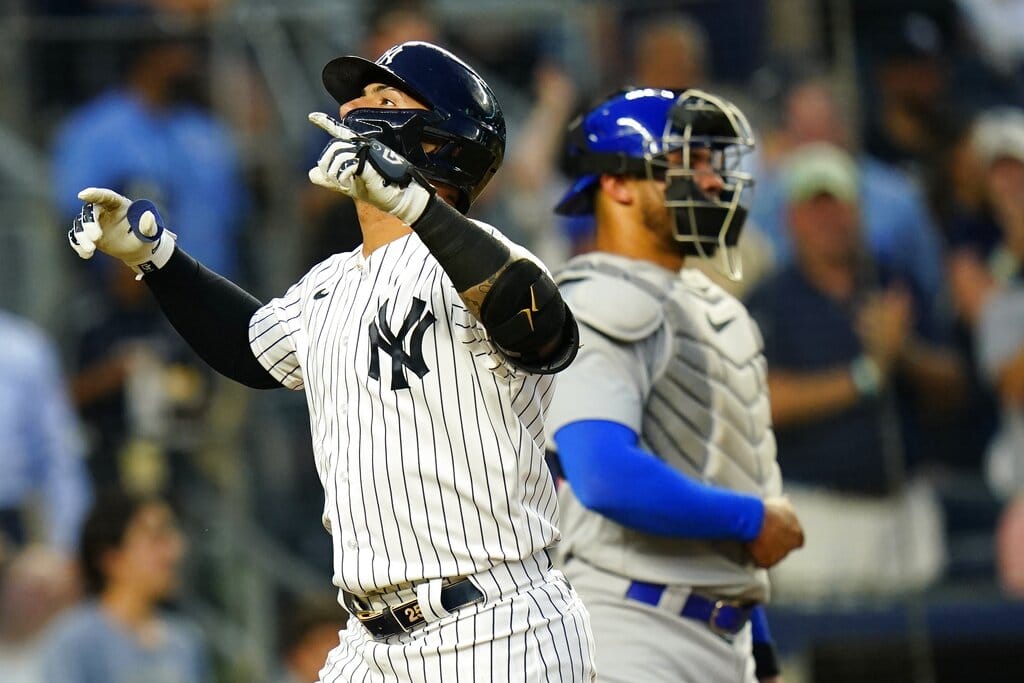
[558,255,781,598]
[643,268,781,498]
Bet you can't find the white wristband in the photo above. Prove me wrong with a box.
[850,354,882,397]
[128,232,176,279]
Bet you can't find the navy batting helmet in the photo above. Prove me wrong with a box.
[557,87,755,280]
[322,41,505,214]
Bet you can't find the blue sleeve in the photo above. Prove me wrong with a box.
[554,419,765,541]
[750,605,772,644]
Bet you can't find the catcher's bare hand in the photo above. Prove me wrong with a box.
[747,496,804,568]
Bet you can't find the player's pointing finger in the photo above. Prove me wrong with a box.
[308,112,359,140]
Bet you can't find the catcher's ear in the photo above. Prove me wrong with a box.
[598,174,634,206]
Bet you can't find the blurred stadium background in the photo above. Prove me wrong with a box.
[3,1,1024,681]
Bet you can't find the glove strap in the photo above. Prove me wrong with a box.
[129,233,177,279]
[360,140,434,224]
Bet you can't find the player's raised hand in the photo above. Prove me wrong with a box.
[69,188,176,275]
[307,112,433,226]
[747,496,804,568]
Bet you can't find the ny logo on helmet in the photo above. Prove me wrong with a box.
[368,298,436,390]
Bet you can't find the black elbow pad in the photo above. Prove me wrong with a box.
[480,260,565,354]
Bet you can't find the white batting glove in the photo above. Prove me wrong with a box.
[307,112,433,226]
[69,188,176,277]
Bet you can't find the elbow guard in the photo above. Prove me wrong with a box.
[480,259,576,370]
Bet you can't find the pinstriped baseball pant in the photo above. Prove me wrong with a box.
[318,552,596,682]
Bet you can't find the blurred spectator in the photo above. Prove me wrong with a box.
[0,309,91,555]
[750,77,978,470]
[940,110,1018,473]
[746,144,965,601]
[51,15,248,279]
[0,546,81,683]
[68,265,210,498]
[500,61,581,266]
[361,0,440,60]
[42,489,208,682]
[996,494,1024,596]
[956,0,1024,83]
[619,1,767,85]
[973,109,1024,499]
[629,12,709,90]
[274,599,347,683]
[934,115,992,254]
[859,10,955,186]
[948,110,1024,336]
[749,74,946,308]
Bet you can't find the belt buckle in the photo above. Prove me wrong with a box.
[347,593,384,622]
[707,599,732,636]
[348,593,387,626]
[355,608,383,621]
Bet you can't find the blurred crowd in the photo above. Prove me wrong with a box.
[5,0,1024,680]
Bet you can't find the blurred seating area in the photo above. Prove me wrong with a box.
[3,0,1024,681]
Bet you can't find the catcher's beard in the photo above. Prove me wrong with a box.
[640,185,690,259]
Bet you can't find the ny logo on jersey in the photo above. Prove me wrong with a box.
[368,297,436,390]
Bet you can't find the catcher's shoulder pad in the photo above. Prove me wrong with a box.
[557,265,663,342]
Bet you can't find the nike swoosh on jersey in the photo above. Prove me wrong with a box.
[706,312,736,333]
[313,288,331,300]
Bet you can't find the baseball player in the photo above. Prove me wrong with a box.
[547,87,805,682]
[68,41,595,682]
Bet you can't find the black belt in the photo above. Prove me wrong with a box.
[342,579,484,638]
[626,580,754,636]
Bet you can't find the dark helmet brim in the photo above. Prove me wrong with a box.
[554,175,599,216]
[322,56,431,107]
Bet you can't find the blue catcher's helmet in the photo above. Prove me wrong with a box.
[322,41,505,214]
[556,87,755,280]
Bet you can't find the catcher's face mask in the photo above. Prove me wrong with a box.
[655,89,756,281]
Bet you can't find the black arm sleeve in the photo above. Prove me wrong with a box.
[143,248,282,389]
[412,198,579,373]
[752,642,781,680]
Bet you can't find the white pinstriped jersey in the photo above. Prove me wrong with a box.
[248,224,562,596]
